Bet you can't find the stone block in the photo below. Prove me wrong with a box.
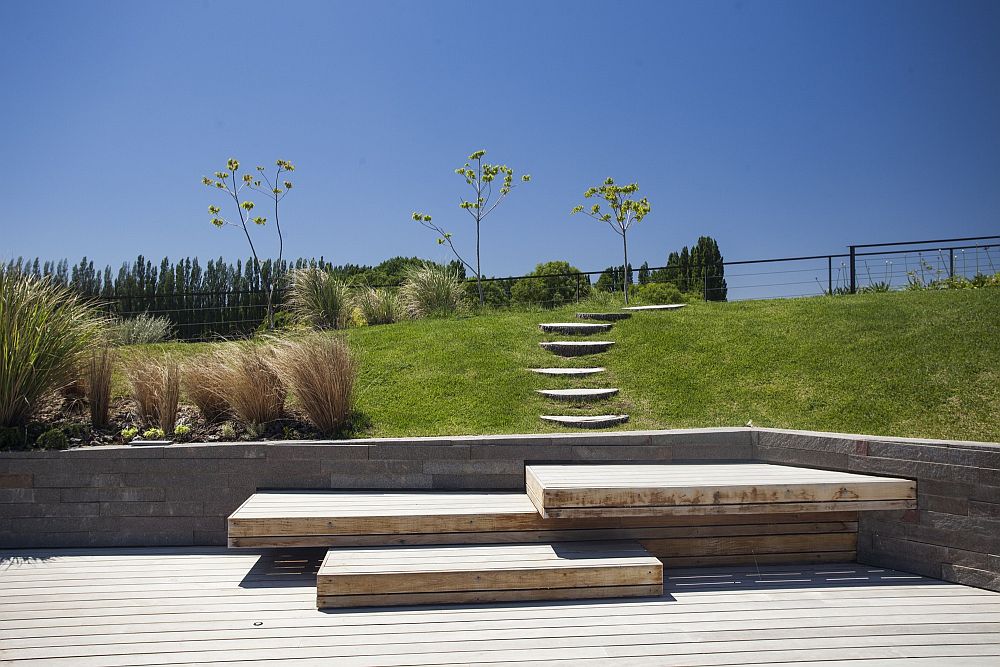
[264,444,370,461]
[869,441,1000,470]
[368,443,469,461]
[568,445,674,461]
[32,473,126,488]
[193,530,228,546]
[0,488,36,503]
[919,479,973,499]
[328,473,433,489]
[0,502,100,518]
[60,487,101,502]
[942,564,1000,592]
[100,501,204,517]
[755,430,858,454]
[421,459,523,475]
[755,446,848,469]
[972,484,1000,504]
[469,444,575,461]
[917,492,969,516]
[98,487,166,502]
[163,443,268,459]
[431,473,522,491]
[0,473,32,488]
[969,501,1000,520]
[847,456,979,484]
[113,458,222,475]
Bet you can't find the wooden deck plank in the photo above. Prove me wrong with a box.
[3,548,999,665]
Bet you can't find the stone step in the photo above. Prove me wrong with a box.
[540,414,629,429]
[528,367,605,376]
[576,312,632,321]
[622,304,687,311]
[537,388,619,402]
[539,341,614,357]
[539,322,612,335]
[316,541,662,608]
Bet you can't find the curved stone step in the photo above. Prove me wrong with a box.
[537,388,619,402]
[529,367,605,376]
[539,322,612,335]
[622,304,687,311]
[540,414,630,429]
[539,341,614,357]
[576,312,631,321]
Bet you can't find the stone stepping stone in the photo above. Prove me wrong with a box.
[621,304,687,311]
[539,341,614,357]
[529,367,605,376]
[539,322,612,334]
[537,388,619,402]
[540,414,630,429]
[576,312,631,321]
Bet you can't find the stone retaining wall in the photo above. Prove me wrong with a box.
[2,426,998,592]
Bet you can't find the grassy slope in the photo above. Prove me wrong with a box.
[130,289,1000,441]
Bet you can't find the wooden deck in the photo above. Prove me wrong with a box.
[3,547,1000,665]
[317,542,662,608]
[526,463,917,518]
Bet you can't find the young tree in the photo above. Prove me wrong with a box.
[201,158,295,328]
[571,178,651,304]
[412,149,530,306]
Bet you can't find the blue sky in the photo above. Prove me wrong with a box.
[1,0,998,284]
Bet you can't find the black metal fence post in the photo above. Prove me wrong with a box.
[949,248,955,278]
[827,256,833,295]
[849,246,857,293]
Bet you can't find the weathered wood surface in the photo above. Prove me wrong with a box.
[3,548,1000,665]
[228,492,859,566]
[317,541,662,608]
[526,463,917,518]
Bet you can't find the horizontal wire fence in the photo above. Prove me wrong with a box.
[100,235,1000,341]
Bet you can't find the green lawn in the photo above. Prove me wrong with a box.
[129,289,1000,442]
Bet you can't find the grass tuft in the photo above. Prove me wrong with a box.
[273,335,356,435]
[126,357,180,434]
[216,342,285,429]
[287,268,351,329]
[399,264,466,318]
[87,346,115,428]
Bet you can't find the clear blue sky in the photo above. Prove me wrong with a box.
[1,0,998,281]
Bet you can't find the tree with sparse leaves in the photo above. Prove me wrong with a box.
[572,178,651,304]
[201,158,295,328]
[412,149,530,306]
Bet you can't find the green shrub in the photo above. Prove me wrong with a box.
[0,268,102,428]
[354,287,403,325]
[510,261,590,308]
[632,282,685,305]
[112,314,174,345]
[0,426,26,450]
[36,428,69,450]
[120,426,139,441]
[399,264,467,318]
[141,427,167,440]
[287,268,351,329]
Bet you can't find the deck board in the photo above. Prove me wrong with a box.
[2,548,1000,664]
[526,463,917,518]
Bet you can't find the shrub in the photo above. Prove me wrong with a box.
[112,314,174,345]
[354,287,403,325]
[272,335,356,435]
[142,427,167,440]
[287,268,351,329]
[36,428,69,450]
[87,346,115,428]
[399,264,466,318]
[120,426,139,441]
[511,261,590,308]
[0,269,102,428]
[182,356,230,423]
[126,357,181,434]
[632,282,685,305]
[220,421,237,440]
[0,426,26,450]
[215,342,285,428]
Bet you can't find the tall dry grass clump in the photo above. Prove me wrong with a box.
[273,335,355,435]
[181,355,230,423]
[127,357,180,434]
[0,268,102,428]
[87,346,116,428]
[215,342,285,429]
[287,268,351,329]
[399,264,466,318]
[354,287,403,325]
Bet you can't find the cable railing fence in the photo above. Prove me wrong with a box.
[95,234,999,341]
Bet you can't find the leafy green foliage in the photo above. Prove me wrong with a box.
[510,261,591,308]
[141,427,167,440]
[631,282,685,305]
[112,314,174,345]
[571,178,651,303]
[653,236,727,300]
[0,426,26,450]
[36,428,69,450]
[0,268,103,428]
[120,426,139,441]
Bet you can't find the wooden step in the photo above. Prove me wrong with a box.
[537,388,619,402]
[316,541,663,608]
[539,322,612,334]
[525,463,917,519]
[539,340,614,356]
[576,312,631,321]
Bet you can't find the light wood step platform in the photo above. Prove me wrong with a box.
[316,541,663,608]
[526,463,917,518]
[229,491,861,566]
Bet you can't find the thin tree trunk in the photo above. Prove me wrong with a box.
[476,219,484,306]
[622,232,630,304]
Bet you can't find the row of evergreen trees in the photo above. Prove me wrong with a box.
[597,236,728,301]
